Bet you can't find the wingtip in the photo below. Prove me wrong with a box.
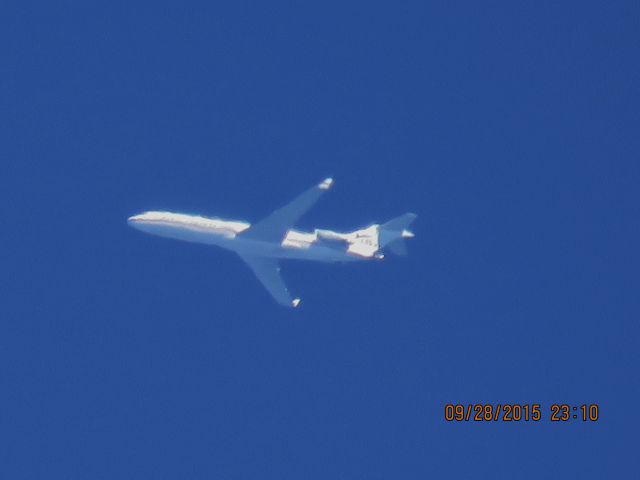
[319,178,334,190]
[292,298,302,308]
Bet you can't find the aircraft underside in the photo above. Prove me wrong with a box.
[129,178,415,308]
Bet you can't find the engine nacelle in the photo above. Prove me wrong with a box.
[346,225,380,258]
[281,230,318,249]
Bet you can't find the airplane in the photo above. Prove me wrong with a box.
[128,178,416,308]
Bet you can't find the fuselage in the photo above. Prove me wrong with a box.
[127,211,363,262]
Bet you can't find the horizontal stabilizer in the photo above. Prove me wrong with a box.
[386,238,408,256]
[379,212,416,255]
[381,212,417,233]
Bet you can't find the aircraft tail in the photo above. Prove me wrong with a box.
[378,213,417,256]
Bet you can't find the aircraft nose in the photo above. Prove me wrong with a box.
[127,214,143,225]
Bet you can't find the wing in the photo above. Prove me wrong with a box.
[239,255,301,308]
[242,177,334,243]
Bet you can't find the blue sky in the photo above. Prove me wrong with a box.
[1,1,638,478]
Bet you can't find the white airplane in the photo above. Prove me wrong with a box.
[128,178,415,308]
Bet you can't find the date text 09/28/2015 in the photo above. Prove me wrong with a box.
[444,404,600,422]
